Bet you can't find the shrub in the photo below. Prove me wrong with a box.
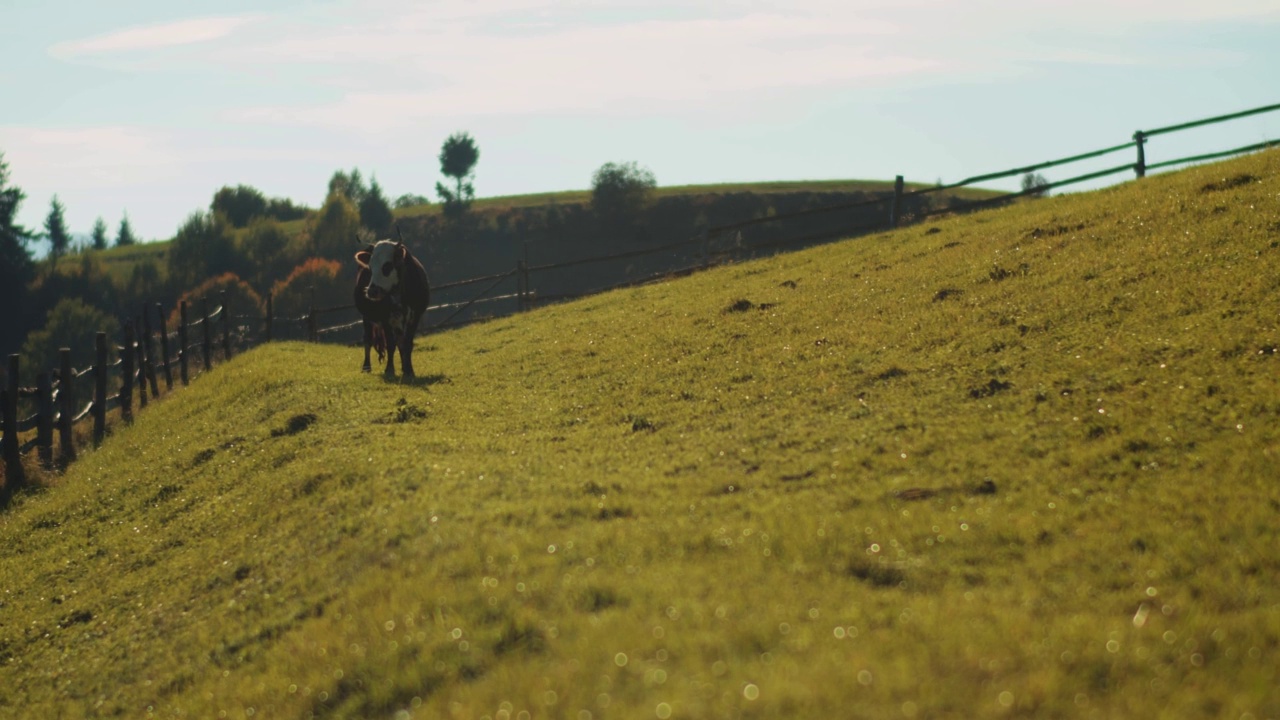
[269,258,350,323]
[19,298,117,382]
[239,217,295,292]
[167,273,263,330]
[168,211,242,288]
[1021,172,1051,198]
[309,192,361,261]
[591,161,656,225]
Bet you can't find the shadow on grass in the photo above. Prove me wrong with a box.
[381,373,449,388]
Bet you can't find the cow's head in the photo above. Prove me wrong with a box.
[354,239,408,302]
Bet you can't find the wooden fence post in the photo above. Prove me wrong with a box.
[121,321,135,422]
[179,301,190,386]
[2,354,22,492]
[58,348,76,464]
[5,354,16,425]
[201,296,213,370]
[1133,131,1147,178]
[265,293,274,343]
[307,306,318,343]
[156,303,173,391]
[890,175,904,228]
[221,289,233,360]
[36,371,53,469]
[141,308,160,398]
[1,387,22,495]
[134,320,148,409]
[93,332,107,445]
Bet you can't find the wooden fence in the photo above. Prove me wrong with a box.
[1,295,233,500]
[3,101,1277,501]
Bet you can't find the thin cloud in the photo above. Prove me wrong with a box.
[225,7,931,128]
[0,126,180,186]
[49,15,260,58]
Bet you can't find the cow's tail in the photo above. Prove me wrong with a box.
[372,324,387,363]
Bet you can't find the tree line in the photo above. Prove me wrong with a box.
[1,129,661,387]
[0,131,478,368]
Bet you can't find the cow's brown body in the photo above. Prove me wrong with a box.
[354,241,430,378]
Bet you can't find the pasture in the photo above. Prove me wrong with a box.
[1,151,1278,719]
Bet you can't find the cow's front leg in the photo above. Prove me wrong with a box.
[382,324,398,377]
[400,312,421,379]
[361,319,374,372]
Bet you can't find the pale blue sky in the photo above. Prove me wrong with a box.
[3,0,1278,243]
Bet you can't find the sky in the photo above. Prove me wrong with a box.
[2,0,1279,246]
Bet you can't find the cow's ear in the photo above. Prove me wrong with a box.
[354,249,371,268]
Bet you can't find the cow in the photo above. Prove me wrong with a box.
[353,239,431,378]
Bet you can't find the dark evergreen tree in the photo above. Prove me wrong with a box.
[90,216,109,250]
[1,151,35,355]
[116,213,138,246]
[43,195,71,269]
[328,168,368,205]
[359,177,395,237]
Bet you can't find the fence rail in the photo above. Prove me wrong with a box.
[4,101,1277,502]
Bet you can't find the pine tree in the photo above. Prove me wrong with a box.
[328,168,368,205]
[116,213,138,247]
[44,195,71,269]
[359,177,395,237]
[91,217,109,250]
[1,150,35,353]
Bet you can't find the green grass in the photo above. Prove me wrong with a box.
[74,241,171,284]
[3,152,1280,719]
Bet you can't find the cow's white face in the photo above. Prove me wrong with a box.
[362,240,403,301]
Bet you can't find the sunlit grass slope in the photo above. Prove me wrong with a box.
[3,152,1279,719]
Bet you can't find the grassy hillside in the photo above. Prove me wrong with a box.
[3,152,1279,718]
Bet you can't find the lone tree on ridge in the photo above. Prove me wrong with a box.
[436,131,479,219]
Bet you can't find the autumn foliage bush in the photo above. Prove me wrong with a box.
[269,258,350,322]
[166,273,263,330]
